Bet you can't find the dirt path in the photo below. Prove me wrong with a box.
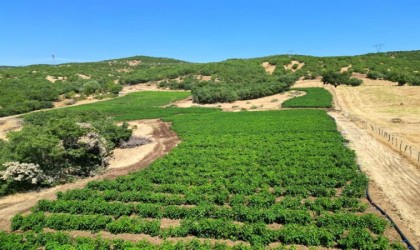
[329,112,420,246]
[0,119,180,232]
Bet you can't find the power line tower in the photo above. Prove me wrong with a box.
[51,54,56,66]
[287,50,294,58]
[373,43,384,53]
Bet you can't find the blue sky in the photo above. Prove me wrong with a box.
[1,0,419,65]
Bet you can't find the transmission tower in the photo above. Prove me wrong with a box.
[373,44,384,53]
[51,54,56,66]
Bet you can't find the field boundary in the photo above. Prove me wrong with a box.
[326,85,420,167]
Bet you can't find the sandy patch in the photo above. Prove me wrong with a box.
[261,62,276,75]
[45,75,66,83]
[194,75,213,81]
[160,218,181,229]
[117,68,131,73]
[340,65,352,73]
[76,73,91,80]
[284,60,304,72]
[172,90,305,111]
[109,120,156,169]
[331,85,420,151]
[52,95,114,108]
[127,60,141,67]
[121,82,188,94]
[0,117,23,140]
[293,78,324,88]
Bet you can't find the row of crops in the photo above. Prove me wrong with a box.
[7,109,404,248]
[282,88,333,108]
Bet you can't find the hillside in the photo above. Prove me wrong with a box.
[0,51,419,117]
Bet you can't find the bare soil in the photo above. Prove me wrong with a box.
[0,119,180,232]
[172,90,305,111]
[340,65,352,73]
[108,120,155,169]
[284,60,304,72]
[45,75,66,83]
[0,117,23,140]
[76,73,90,80]
[261,62,276,75]
[127,60,141,67]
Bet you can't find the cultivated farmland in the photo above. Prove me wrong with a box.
[8,106,405,248]
[1,51,420,249]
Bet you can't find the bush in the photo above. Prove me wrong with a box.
[0,111,132,196]
[321,71,363,87]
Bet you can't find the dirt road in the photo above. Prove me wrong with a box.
[329,111,420,246]
[0,119,179,232]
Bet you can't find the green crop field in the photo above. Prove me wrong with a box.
[47,91,218,121]
[282,88,333,108]
[7,106,403,248]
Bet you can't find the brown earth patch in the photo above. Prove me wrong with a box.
[0,117,23,140]
[46,75,66,83]
[261,62,276,75]
[340,65,352,73]
[76,73,90,80]
[160,218,181,229]
[284,60,304,72]
[127,60,141,67]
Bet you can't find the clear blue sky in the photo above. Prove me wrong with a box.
[1,0,419,65]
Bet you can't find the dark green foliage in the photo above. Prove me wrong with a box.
[282,88,332,108]
[0,110,132,196]
[192,80,292,104]
[321,71,363,87]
